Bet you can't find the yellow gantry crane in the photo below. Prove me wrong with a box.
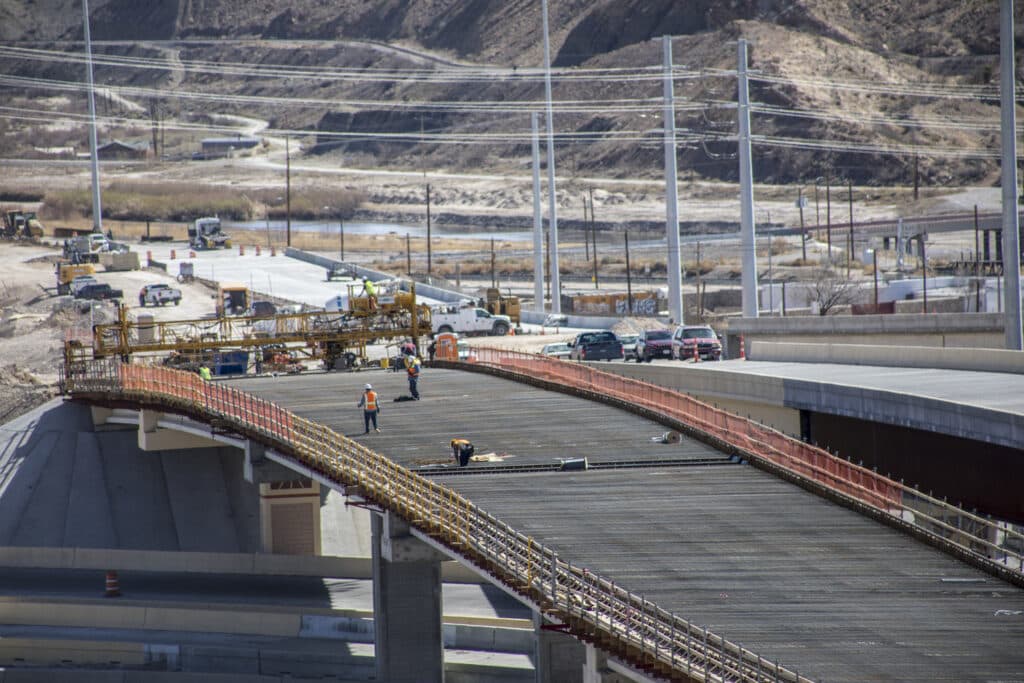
[65,283,431,373]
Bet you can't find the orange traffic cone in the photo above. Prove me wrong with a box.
[739,336,746,360]
[692,344,700,363]
[105,570,121,597]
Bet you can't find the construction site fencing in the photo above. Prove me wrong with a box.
[466,347,1024,579]
[61,358,813,683]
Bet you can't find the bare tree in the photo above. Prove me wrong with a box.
[806,267,862,315]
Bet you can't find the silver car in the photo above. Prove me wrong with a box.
[540,342,571,359]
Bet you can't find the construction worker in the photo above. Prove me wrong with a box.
[361,277,377,312]
[405,354,421,400]
[357,383,381,433]
[450,438,474,467]
[198,362,212,381]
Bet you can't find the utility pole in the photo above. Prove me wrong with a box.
[491,237,496,287]
[825,175,832,263]
[695,241,702,320]
[426,183,432,275]
[531,112,545,312]
[814,180,821,241]
[737,38,758,318]
[873,249,879,307]
[913,153,920,201]
[1000,0,1022,349]
[798,187,807,262]
[589,186,598,289]
[83,0,103,233]
[922,236,929,314]
[583,195,590,261]
[663,35,684,324]
[625,231,633,314]
[541,0,561,312]
[406,233,411,275]
[340,220,344,261]
[285,136,291,247]
[847,180,854,278]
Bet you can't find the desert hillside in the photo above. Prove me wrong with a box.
[0,1,1017,186]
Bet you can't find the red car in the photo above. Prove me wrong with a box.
[671,325,722,361]
[634,329,674,362]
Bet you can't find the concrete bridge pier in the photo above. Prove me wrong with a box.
[534,610,586,682]
[372,510,445,683]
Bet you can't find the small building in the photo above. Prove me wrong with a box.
[96,140,149,160]
[199,136,260,159]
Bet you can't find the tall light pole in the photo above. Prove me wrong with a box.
[1000,0,1022,350]
[82,0,103,233]
[541,0,561,313]
[662,35,683,324]
[531,112,545,312]
[737,38,758,318]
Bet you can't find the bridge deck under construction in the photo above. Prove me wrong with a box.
[237,368,1024,683]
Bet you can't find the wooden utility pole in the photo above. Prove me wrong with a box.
[589,187,598,288]
[490,237,496,287]
[406,233,411,275]
[696,241,703,320]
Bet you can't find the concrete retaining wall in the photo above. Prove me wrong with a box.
[750,341,1024,375]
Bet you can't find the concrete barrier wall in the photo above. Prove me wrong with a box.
[750,341,1024,375]
[728,312,1004,336]
[286,249,469,304]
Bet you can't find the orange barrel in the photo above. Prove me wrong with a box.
[104,570,121,597]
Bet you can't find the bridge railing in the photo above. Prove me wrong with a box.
[466,348,1024,579]
[61,359,813,683]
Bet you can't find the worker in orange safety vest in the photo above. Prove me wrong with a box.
[358,383,381,433]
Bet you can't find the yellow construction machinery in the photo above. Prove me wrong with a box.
[65,282,431,374]
[483,287,521,324]
[2,209,44,239]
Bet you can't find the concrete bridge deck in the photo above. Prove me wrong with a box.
[238,368,1024,683]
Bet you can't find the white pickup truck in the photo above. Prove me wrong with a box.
[431,305,512,336]
[138,283,182,307]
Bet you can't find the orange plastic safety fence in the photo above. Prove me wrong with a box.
[470,348,901,511]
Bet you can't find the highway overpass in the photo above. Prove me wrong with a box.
[1,353,1017,681]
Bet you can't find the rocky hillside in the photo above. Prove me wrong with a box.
[0,0,1017,186]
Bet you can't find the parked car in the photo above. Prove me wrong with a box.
[568,331,623,362]
[138,283,182,307]
[618,334,639,361]
[634,328,674,362]
[671,324,723,361]
[76,283,123,301]
[543,314,569,328]
[69,275,98,297]
[540,342,572,359]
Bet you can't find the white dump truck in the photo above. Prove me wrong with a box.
[431,304,512,336]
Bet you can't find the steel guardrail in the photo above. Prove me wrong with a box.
[61,358,814,683]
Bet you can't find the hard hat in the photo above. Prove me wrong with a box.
[364,383,372,390]
[362,276,369,281]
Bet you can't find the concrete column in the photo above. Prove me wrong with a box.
[259,479,321,555]
[534,610,585,683]
[372,511,445,683]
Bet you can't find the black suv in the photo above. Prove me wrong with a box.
[76,283,123,301]
[568,331,623,362]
